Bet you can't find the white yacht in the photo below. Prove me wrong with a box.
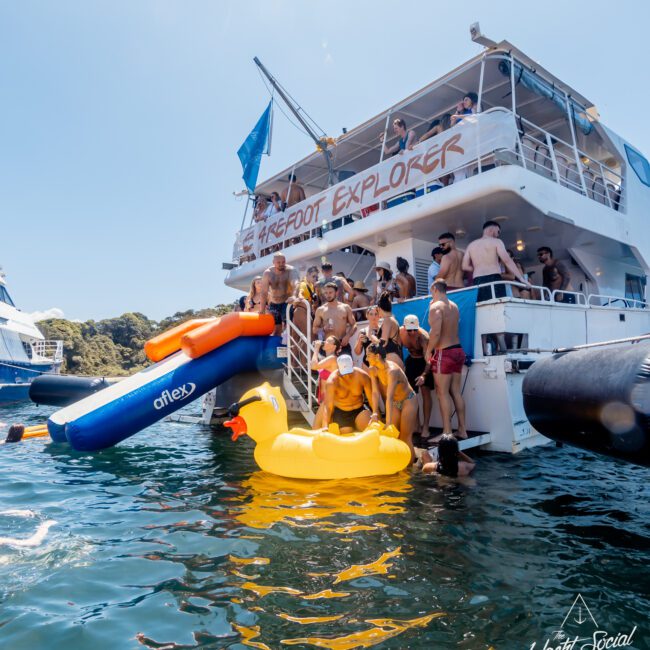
[220,30,650,454]
[0,267,63,402]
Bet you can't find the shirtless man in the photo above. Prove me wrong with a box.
[366,343,418,459]
[399,315,434,440]
[537,246,574,303]
[281,173,306,208]
[417,280,467,440]
[316,261,353,303]
[324,355,375,433]
[350,280,371,321]
[436,232,465,290]
[312,282,357,355]
[259,252,298,336]
[462,220,529,302]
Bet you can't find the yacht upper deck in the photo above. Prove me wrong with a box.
[229,43,638,268]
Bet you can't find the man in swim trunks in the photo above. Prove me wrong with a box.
[436,232,465,290]
[312,282,357,355]
[366,343,418,459]
[462,220,529,302]
[324,355,375,434]
[259,252,299,336]
[418,280,468,441]
[399,314,434,441]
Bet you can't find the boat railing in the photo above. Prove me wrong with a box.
[587,293,648,309]
[30,339,64,363]
[516,117,623,211]
[232,108,625,265]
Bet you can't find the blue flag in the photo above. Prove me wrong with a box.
[237,101,272,193]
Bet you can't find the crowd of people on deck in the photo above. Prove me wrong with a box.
[249,92,480,228]
[231,89,579,480]
[236,212,574,475]
[232,215,573,479]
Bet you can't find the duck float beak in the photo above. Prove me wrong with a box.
[224,415,247,441]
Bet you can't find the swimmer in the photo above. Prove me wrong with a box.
[3,424,24,444]
[421,433,475,478]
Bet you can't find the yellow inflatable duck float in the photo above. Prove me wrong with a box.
[224,383,411,480]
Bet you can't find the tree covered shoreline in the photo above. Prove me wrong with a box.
[38,305,234,377]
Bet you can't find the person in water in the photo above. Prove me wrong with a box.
[366,343,418,460]
[310,335,342,428]
[421,433,476,477]
[4,424,25,443]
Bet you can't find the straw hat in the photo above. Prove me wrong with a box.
[375,261,392,272]
[352,280,368,292]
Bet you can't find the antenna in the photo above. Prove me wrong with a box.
[254,57,336,186]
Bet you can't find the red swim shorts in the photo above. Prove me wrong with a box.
[431,346,465,374]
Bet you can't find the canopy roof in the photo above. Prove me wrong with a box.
[255,41,598,198]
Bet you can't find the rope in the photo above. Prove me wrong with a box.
[256,68,312,139]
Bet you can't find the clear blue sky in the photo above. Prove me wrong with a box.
[1,1,648,321]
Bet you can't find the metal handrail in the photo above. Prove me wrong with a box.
[587,293,648,310]
[233,114,625,264]
[550,289,587,305]
[285,301,317,412]
[31,339,64,363]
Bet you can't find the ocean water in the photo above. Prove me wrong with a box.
[0,402,648,650]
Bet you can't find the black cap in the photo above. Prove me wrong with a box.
[432,247,444,257]
[321,261,332,269]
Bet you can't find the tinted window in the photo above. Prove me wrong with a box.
[0,286,15,307]
[625,145,650,187]
[625,273,645,302]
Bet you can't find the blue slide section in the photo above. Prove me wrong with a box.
[50,336,282,451]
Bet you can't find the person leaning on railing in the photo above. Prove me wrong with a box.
[418,113,452,145]
[380,118,416,156]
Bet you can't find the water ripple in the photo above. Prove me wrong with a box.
[0,403,648,648]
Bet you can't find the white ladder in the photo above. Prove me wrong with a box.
[284,303,318,427]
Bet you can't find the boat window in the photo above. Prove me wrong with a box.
[0,286,15,307]
[625,273,645,302]
[624,145,650,187]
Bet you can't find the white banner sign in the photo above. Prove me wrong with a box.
[234,110,517,259]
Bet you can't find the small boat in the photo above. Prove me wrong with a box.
[0,267,63,402]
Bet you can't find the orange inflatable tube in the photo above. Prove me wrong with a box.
[145,318,215,362]
[181,312,275,359]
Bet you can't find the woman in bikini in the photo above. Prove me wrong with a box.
[366,343,418,460]
[377,291,404,369]
[245,276,263,313]
[310,335,342,428]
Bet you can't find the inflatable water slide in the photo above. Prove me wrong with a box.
[47,313,282,451]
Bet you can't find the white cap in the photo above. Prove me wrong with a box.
[403,314,419,330]
[337,355,354,376]
[375,261,392,272]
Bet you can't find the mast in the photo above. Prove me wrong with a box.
[253,57,336,186]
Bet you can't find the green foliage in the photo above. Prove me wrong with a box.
[38,304,234,377]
